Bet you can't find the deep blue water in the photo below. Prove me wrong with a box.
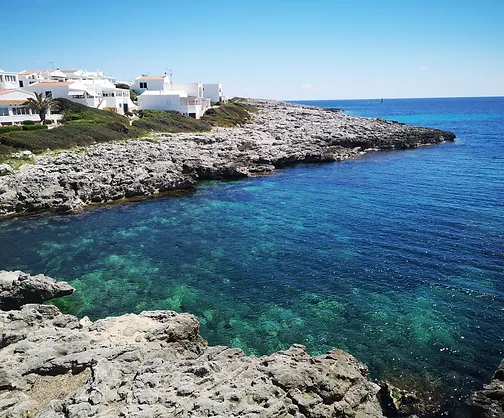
[1,97,503,413]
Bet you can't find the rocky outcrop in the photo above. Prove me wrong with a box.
[467,359,504,417]
[0,100,455,217]
[0,270,74,311]
[0,271,386,417]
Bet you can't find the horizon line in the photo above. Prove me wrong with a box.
[284,95,504,101]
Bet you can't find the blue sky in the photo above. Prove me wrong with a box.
[2,0,503,99]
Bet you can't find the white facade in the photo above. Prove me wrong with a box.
[0,70,20,90]
[0,89,60,126]
[203,84,225,103]
[26,80,134,114]
[133,75,171,94]
[167,82,204,98]
[138,90,210,119]
[138,90,188,114]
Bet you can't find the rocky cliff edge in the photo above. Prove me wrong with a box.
[0,271,386,417]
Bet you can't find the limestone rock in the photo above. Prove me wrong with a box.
[467,359,504,417]
[0,302,385,417]
[0,270,74,311]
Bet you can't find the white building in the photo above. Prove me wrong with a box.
[18,69,67,89]
[25,80,134,114]
[166,82,204,98]
[0,89,59,126]
[203,84,225,103]
[138,90,188,114]
[132,75,171,94]
[0,70,20,90]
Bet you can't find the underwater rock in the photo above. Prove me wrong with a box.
[466,358,504,418]
[378,381,425,417]
[0,270,74,311]
[0,99,455,217]
[0,272,386,417]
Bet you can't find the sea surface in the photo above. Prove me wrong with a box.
[1,97,503,413]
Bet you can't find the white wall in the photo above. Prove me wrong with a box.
[0,90,60,125]
[133,77,169,94]
[167,83,203,98]
[138,92,183,113]
[0,71,20,90]
[203,84,224,103]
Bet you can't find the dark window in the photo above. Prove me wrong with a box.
[45,91,52,98]
[19,81,24,87]
[140,82,147,89]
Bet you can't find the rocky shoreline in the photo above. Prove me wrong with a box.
[0,271,386,417]
[1,271,503,418]
[0,99,455,217]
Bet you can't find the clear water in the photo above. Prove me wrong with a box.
[1,97,503,413]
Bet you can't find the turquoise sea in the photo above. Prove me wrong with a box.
[1,97,503,414]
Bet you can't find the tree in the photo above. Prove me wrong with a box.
[23,92,59,124]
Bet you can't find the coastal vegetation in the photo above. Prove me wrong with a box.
[0,99,258,164]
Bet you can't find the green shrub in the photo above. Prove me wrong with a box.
[0,126,22,134]
[21,124,48,131]
[66,119,97,124]
[22,120,35,125]
[201,102,257,127]
[133,110,212,133]
[44,119,54,125]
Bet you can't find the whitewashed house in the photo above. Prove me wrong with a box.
[25,80,134,114]
[138,90,188,114]
[136,74,212,119]
[132,75,171,94]
[0,89,59,126]
[0,70,20,90]
[203,84,225,103]
[18,69,67,88]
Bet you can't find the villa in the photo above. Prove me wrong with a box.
[0,88,57,126]
[134,74,223,119]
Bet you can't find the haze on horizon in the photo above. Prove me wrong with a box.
[2,0,503,100]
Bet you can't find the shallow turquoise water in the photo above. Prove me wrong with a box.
[0,97,503,412]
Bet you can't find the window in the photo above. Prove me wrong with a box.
[12,107,30,116]
[0,108,9,116]
[140,82,147,89]
[19,81,24,88]
[45,91,52,98]
[71,94,85,99]
[0,75,3,82]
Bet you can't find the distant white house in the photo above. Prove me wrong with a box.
[0,70,20,90]
[203,84,225,103]
[132,75,171,94]
[25,79,134,114]
[18,69,66,88]
[0,89,60,126]
[138,90,188,114]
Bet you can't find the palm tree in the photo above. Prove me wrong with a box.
[23,92,58,124]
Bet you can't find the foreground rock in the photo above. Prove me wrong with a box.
[467,359,504,417]
[0,270,74,311]
[0,271,385,417]
[0,99,455,217]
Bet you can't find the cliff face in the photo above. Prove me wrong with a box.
[0,271,385,417]
[0,100,455,217]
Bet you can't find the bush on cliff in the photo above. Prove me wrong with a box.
[201,101,257,127]
[133,110,212,133]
